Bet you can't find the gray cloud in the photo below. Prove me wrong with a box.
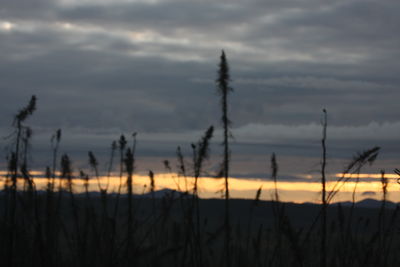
[0,0,400,177]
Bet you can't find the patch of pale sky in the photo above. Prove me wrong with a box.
[0,21,16,31]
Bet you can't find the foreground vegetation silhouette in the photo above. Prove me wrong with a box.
[1,52,400,267]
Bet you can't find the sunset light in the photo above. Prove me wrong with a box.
[1,171,398,203]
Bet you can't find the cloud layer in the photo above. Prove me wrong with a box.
[1,0,399,177]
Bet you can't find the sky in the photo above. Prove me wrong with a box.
[1,0,400,202]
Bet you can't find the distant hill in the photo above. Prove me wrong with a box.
[136,188,193,199]
[72,188,193,199]
[9,189,399,209]
[333,198,397,209]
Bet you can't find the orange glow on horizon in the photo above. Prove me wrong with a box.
[0,171,399,203]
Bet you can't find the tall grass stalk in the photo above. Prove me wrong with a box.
[125,147,135,261]
[216,50,233,267]
[321,109,327,267]
[176,146,188,193]
[326,146,380,204]
[6,95,36,266]
[193,126,214,267]
[112,135,127,223]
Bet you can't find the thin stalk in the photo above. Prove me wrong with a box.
[321,108,327,267]
[216,50,233,267]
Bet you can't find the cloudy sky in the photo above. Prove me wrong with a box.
[1,0,400,201]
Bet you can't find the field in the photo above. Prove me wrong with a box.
[0,189,399,267]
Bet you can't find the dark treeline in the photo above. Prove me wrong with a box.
[1,52,400,267]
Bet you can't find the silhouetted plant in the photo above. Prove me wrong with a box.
[60,154,73,191]
[216,50,233,266]
[149,170,155,194]
[113,135,127,223]
[51,129,62,178]
[119,134,127,179]
[327,146,380,203]
[124,147,135,261]
[321,109,327,267]
[5,95,36,267]
[88,151,104,191]
[193,126,214,195]
[176,146,188,193]
[271,153,279,202]
[12,95,36,178]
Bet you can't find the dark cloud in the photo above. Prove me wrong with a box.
[0,0,400,176]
